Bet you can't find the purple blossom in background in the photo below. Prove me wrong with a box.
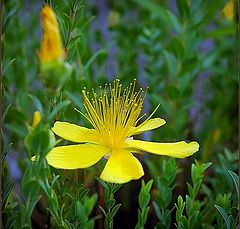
[6,151,22,181]
[89,0,117,80]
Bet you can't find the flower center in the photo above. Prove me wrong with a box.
[81,79,145,148]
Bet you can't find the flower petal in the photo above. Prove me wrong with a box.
[52,121,100,143]
[100,149,144,183]
[124,140,199,158]
[132,118,166,135]
[46,144,110,169]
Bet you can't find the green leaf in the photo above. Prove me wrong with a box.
[28,195,41,220]
[206,27,236,38]
[201,162,212,173]
[5,122,27,138]
[170,36,185,59]
[25,128,55,156]
[2,142,13,163]
[66,92,84,110]
[48,100,71,121]
[79,189,90,201]
[84,194,98,216]
[145,180,154,193]
[3,103,11,121]
[175,196,185,222]
[27,94,43,114]
[133,0,182,33]
[22,179,40,199]
[191,164,197,183]
[110,204,121,219]
[176,0,190,18]
[166,84,180,100]
[83,49,107,74]
[3,3,21,32]
[142,207,150,224]
[39,180,50,197]
[95,177,108,189]
[231,207,239,218]
[228,171,239,197]
[112,184,122,193]
[163,51,177,77]
[152,201,161,220]
[139,182,151,210]
[3,59,16,75]
[98,206,107,217]
[68,34,82,49]
[214,205,230,229]
[3,181,14,207]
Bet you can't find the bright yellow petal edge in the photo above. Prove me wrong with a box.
[52,121,100,144]
[46,144,110,169]
[132,118,166,135]
[100,149,144,183]
[123,140,199,158]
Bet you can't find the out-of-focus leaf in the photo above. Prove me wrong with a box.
[214,205,230,229]
[5,123,27,138]
[176,0,190,18]
[84,194,98,216]
[83,49,107,74]
[2,103,11,122]
[166,84,180,100]
[163,51,177,77]
[68,34,82,49]
[3,3,21,32]
[66,92,84,110]
[3,180,14,207]
[110,204,121,219]
[27,94,43,114]
[48,100,71,121]
[206,27,236,38]
[170,36,185,59]
[2,142,13,163]
[3,59,16,75]
[228,171,239,197]
[133,0,182,33]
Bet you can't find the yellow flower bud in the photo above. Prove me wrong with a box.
[39,5,63,63]
[108,10,120,28]
[32,111,41,128]
[223,0,234,21]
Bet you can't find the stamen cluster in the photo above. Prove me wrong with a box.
[81,79,145,148]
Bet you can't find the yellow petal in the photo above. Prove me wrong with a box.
[32,111,41,128]
[223,0,234,20]
[46,144,110,169]
[124,140,199,158]
[132,118,166,135]
[52,121,100,144]
[100,149,144,183]
[40,5,62,63]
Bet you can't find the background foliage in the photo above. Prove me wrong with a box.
[2,0,238,228]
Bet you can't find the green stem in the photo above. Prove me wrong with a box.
[0,1,3,227]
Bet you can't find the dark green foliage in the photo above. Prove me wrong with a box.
[135,180,153,229]
[175,161,211,229]
[96,178,122,229]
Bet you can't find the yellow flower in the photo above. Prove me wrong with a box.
[32,111,41,128]
[39,5,63,63]
[223,0,234,21]
[46,80,199,183]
